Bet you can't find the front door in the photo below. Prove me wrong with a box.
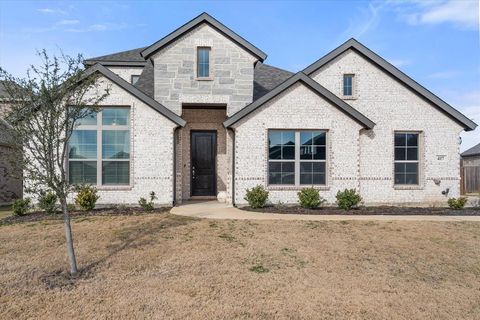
[191,131,217,196]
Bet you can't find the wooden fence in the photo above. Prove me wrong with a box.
[461,166,480,195]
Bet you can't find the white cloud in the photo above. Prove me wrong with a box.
[420,1,478,28]
[387,58,412,68]
[37,8,67,15]
[65,23,126,33]
[427,70,460,79]
[394,0,479,30]
[58,20,80,26]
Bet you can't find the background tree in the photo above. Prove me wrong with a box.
[0,50,109,275]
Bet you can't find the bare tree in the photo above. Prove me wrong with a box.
[0,50,109,275]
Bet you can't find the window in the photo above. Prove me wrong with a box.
[131,75,140,85]
[268,130,327,185]
[197,47,210,78]
[343,74,354,97]
[394,132,419,185]
[69,107,130,186]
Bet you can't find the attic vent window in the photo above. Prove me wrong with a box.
[343,74,354,97]
[131,75,140,85]
[197,47,211,78]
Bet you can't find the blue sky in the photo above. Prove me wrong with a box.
[0,0,479,150]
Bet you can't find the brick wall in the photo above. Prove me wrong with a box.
[311,49,464,205]
[233,83,363,205]
[107,67,144,83]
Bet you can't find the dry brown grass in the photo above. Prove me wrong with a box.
[1,213,479,319]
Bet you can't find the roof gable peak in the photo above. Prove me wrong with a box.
[140,12,267,61]
[303,38,477,131]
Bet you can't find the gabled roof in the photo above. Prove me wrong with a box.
[462,142,480,157]
[140,12,267,61]
[84,47,147,67]
[84,64,186,127]
[224,72,375,129]
[303,38,477,131]
[253,63,294,100]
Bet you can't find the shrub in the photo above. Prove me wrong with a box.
[38,191,58,214]
[67,203,76,212]
[447,197,467,210]
[139,191,157,212]
[244,185,269,209]
[12,198,32,216]
[74,185,100,211]
[298,187,325,209]
[336,188,362,211]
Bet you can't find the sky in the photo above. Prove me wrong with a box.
[0,0,479,151]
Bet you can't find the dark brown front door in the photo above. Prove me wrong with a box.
[191,131,217,196]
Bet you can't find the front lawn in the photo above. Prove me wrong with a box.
[1,213,479,319]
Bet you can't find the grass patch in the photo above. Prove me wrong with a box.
[249,264,269,273]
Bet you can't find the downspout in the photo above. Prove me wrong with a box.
[173,126,180,206]
[228,127,236,206]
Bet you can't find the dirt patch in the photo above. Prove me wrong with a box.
[1,214,479,319]
[242,205,480,215]
[0,206,171,226]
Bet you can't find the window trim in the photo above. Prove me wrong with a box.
[393,130,423,189]
[342,74,356,100]
[267,129,329,188]
[68,106,132,188]
[196,46,212,80]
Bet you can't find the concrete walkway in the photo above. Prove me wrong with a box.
[171,201,480,222]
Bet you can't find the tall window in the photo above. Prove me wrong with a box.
[394,132,419,185]
[343,74,354,96]
[69,107,130,185]
[268,130,327,186]
[197,47,210,78]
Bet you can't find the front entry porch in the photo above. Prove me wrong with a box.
[175,106,231,204]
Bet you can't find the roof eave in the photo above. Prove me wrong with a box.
[84,64,186,127]
[224,72,375,129]
[84,60,147,67]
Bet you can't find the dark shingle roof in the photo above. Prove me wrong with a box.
[462,142,480,157]
[134,60,154,98]
[84,47,147,66]
[253,63,294,100]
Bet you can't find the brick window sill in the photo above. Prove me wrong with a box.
[393,185,424,191]
[267,185,330,191]
[97,186,133,191]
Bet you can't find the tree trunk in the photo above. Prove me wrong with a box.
[61,198,78,275]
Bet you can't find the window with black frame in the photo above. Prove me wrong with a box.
[394,132,419,185]
[268,130,327,186]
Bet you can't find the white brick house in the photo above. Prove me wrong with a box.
[75,12,476,207]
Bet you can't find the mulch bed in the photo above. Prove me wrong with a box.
[242,205,480,216]
[0,207,171,226]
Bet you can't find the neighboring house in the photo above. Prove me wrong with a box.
[74,12,476,206]
[460,142,480,195]
[0,81,22,204]
[461,143,480,167]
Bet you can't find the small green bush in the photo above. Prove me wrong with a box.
[447,197,467,210]
[38,191,58,214]
[12,198,32,216]
[336,188,362,211]
[67,203,76,212]
[244,185,269,209]
[139,191,157,212]
[74,185,100,211]
[298,187,325,209]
